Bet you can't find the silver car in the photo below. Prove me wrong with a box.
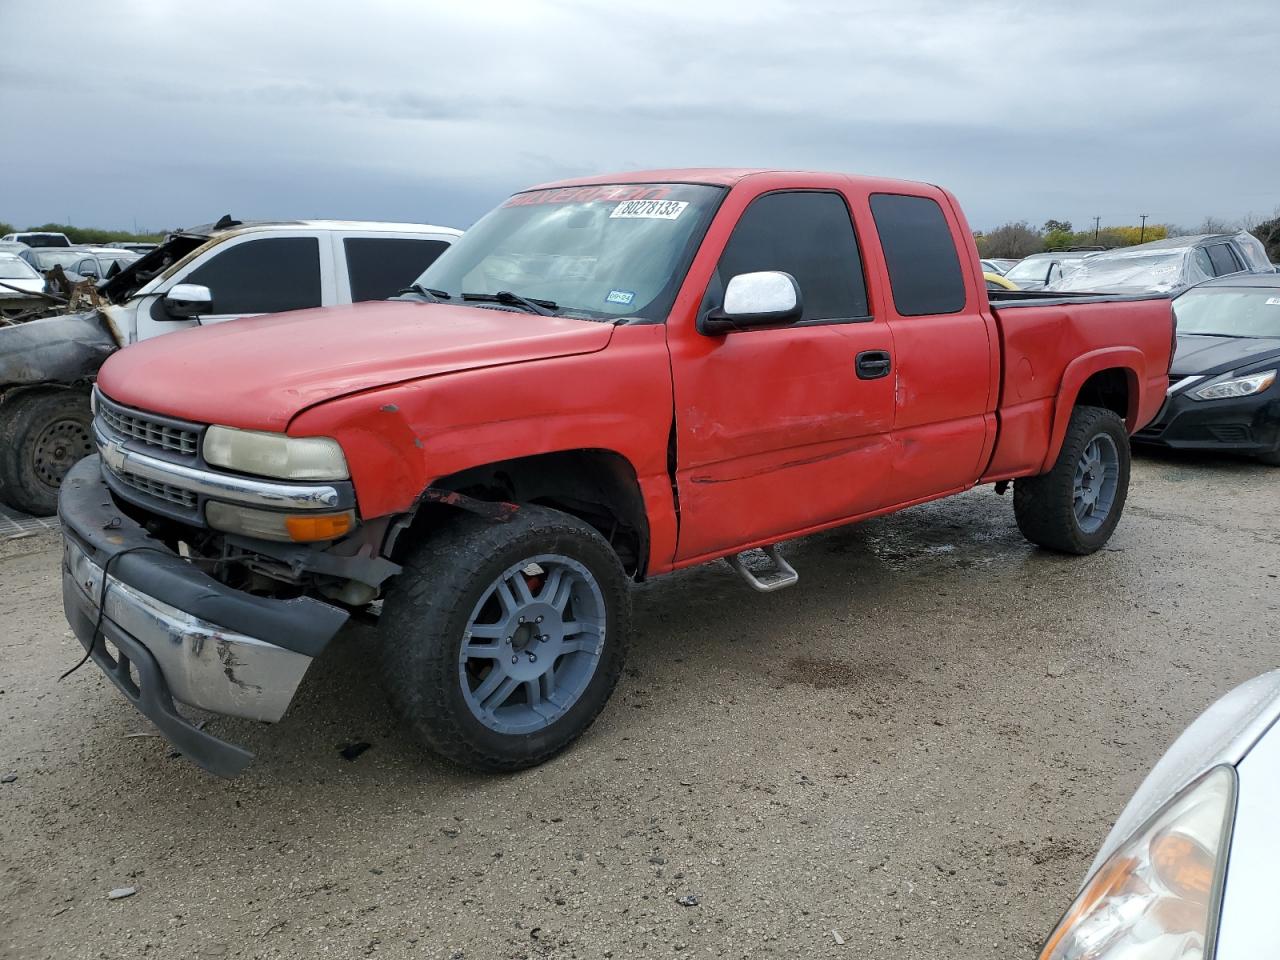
[1039,671,1280,959]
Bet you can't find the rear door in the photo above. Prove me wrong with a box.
[866,191,998,501]
[668,182,897,562]
[334,232,456,304]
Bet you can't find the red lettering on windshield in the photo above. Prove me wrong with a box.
[503,185,673,207]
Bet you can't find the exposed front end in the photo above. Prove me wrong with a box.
[55,387,391,775]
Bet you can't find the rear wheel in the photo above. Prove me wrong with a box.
[379,505,630,772]
[1014,405,1130,555]
[0,389,94,516]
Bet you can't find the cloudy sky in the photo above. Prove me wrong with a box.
[2,0,1276,234]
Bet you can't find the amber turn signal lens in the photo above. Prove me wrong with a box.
[1150,831,1214,900]
[286,512,355,542]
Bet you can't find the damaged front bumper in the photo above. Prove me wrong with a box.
[58,456,349,776]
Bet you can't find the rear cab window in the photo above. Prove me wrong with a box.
[344,237,451,302]
[715,191,869,322]
[869,193,967,316]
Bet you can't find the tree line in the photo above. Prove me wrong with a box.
[0,221,166,244]
[977,216,1280,262]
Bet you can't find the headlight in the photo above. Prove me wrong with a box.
[1193,369,1276,401]
[203,426,349,481]
[1040,766,1236,960]
[205,502,355,542]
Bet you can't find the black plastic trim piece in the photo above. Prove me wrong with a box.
[59,457,348,658]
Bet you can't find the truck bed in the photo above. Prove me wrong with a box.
[983,292,1176,481]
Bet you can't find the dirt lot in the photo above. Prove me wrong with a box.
[2,450,1277,960]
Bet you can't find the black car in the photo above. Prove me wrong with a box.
[1135,274,1280,463]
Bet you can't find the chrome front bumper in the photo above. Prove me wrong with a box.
[64,538,314,723]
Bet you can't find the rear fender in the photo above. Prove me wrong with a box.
[1041,348,1142,473]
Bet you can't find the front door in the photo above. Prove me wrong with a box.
[667,188,897,563]
[133,234,330,342]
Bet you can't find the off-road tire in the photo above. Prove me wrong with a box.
[1014,405,1130,555]
[379,505,631,772]
[0,389,94,516]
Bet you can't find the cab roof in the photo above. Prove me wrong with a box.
[526,167,939,194]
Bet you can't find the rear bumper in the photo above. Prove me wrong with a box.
[58,456,349,776]
[1134,389,1280,455]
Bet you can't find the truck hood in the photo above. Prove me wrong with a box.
[1170,334,1280,378]
[96,300,616,431]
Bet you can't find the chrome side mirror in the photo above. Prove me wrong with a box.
[701,271,802,334]
[162,283,213,319]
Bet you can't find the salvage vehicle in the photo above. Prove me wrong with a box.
[66,247,142,281]
[0,253,48,317]
[1049,233,1272,295]
[984,271,1019,291]
[1135,273,1280,463]
[58,168,1175,776]
[1038,670,1280,960]
[1002,250,1098,291]
[1,230,70,248]
[0,218,461,514]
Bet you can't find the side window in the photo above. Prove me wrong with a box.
[344,238,450,302]
[184,237,321,315]
[716,191,869,322]
[1206,243,1243,277]
[77,258,98,276]
[870,194,966,316]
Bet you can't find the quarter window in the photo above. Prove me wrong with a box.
[715,191,869,322]
[870,193,967,316]
[344,237,451,302]
[184,237,322,315]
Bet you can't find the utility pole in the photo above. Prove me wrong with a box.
[1093,216,1101,243]
[1139,214,1148,243]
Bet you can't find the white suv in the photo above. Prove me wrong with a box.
[0,218,461,514]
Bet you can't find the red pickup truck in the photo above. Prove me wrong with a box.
[58,169,1173,776]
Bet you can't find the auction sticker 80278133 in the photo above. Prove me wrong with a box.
[610,199,689,219]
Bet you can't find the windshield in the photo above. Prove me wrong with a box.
[0,257,39,280]
[30,248,85,270]
[1052,251,1187,293]
[1175,288,1280,338]
[413,183,725,320]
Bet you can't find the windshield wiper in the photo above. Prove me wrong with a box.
[461,290,558,316]
[395,283,451,302]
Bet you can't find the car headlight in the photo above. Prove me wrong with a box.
[1193,369,1276,401]
[1040,766,1236,960]
[203,425,349,481]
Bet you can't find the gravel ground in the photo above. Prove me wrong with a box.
[2,449,1278,960]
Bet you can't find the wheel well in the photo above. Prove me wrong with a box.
[1075,368,1134,425]
[401,450,650,579]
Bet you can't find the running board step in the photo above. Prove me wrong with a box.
[726,545,799,593]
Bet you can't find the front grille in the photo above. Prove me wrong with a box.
[97,393,199,456]
[117,470,198,509]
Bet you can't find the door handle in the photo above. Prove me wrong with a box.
[856,350,892,380]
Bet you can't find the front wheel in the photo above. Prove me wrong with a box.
[1014,405,1131,555]
[0,389,95,516]
[379,505,631,772]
